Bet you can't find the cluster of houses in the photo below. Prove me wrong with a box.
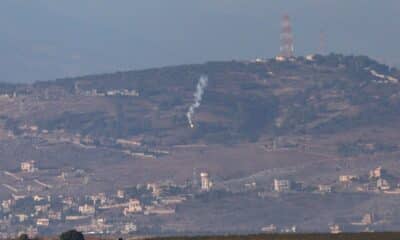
[258,166,400,234]
[5,155,397,237]
[0,159,214,238]
[271,166,400,194]
[337,166,400,193]
[0,183,186,237]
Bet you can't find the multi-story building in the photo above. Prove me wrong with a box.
[62,197,74,208]
[34,204,50,214]
[377,178,390,190]
[361,213,374,225]
[339,175,358,183]
[33,195,46,202]
[200,172,212,191]
[117,190,125,199]
[329,224,342,234]
[78,204,96,215]
[15,214,29,223]
[123,199,142,215]
[48,210,62,220]
[21,160,37,173]
[318,185,332,193]
[274,179,291,192]
[25,226,39,239]
[147,183,161,197]
[369,166,385,179]
[2,199,14,211]
[90,193,107,205]
[36,218,49,227]
[121,223,137,234]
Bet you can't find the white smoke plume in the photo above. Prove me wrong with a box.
[187,75,208,128]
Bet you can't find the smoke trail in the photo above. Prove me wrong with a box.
[187,75,208,128]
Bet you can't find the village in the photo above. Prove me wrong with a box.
[0,159,214,238]
[0,49,397,237]
[0,153,400,238]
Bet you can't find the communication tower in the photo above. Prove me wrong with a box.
[280,14,294,58]
[319,30,326,54]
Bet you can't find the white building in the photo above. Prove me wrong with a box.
[62,197,74,207]
[318,185,332,193]
[200,172,213,191]
[90,192,107,205]
[48,210,62,220]
[362,213,374,225]
[339,175,358,183]
[330,224,342,234]
[275,56,286,62]
[274,179,291,192]
[21,160,37,173]
[15,214,29,222]
[78,204,96,215]
[160,196,186,205]
[377,178,390,190]
[121,223,137,234]
[2,199,14,211]
[33,195,46,202]
[12,194,26,201]
[117,190,125,199]
[36,218,50,227]
[34,204,50,214]
[261,224,277,233]
[26,226,39,239]
[123,199,142,215]
[147,183,161,197]
[305,54,315,61]
[144,206,175,215]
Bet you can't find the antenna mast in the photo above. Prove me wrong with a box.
[318,30,326,54]
[280,14,294,58]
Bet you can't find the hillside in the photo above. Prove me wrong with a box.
[5,54,400,143]
[1,54,400,235]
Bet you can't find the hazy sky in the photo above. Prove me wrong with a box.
[1,0,399,82]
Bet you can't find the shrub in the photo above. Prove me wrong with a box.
[18,234,29,240]
[59,230,84,240]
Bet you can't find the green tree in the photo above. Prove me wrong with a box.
[18,234,29,240]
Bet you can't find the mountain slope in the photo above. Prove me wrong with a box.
[3,54,397,144]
